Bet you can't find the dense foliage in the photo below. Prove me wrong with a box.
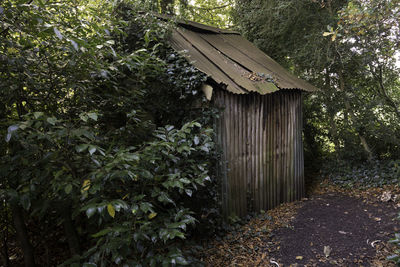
[321,160,400,188]
[0,1,219,266]
[234,0,400,164]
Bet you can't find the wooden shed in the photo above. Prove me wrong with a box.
[168,19,318,217]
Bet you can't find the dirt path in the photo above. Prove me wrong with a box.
[270,193,399,266]
[196,184,400,266]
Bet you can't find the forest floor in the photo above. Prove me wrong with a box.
[195,180,400,267]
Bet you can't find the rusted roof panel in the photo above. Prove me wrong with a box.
[170,30,246,94]
[169,21,318,94]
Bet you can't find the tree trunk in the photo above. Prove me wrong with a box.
[325,71,340,156]
[338,69,374,161]
[1,202,11,267]
[1,232,10,267]
[369,64,400,121]
[328,111,340,155]
[11,204,35,267]
[61,205,81,257]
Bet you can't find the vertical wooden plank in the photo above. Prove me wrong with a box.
[252,95,256,211]
[281,93,286,202]
[289,93,297,201]
[293,92,298,201]
[221,91,229,216]
[293,93,302,201]
[260,95,265,210]
[278,93,281,204]
[280,92,284,203]
[264,94,269,210]
[224,92,232,215]
[262,94,268,210]
[257,94,262,211]
[296,92,300,200]
[252,94,257,210]
[272,93,276,208]
[233,94,239,215]
[252,94,257,211]
[238,94,243,216]
[243,96,248,215]
[216,90,227,217]
[300,93,305,198]
[285,93,290,202]
[267,94,273,209]
[259,94,264,210]
[238,94,245,216]
[289,92,294,201]
[232,93,238,216]
[243,96,249,215]
[239,95,243,215]
[271,93,276,207]
[275,93,280,206]
[246,95,251,212]
[248,94,256,214]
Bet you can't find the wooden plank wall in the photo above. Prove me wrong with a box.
[214,89,304,217]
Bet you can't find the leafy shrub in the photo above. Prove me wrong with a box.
[1,1,218,266]
[4,113,214,265]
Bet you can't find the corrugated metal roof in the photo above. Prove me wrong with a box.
[169,20,318,94]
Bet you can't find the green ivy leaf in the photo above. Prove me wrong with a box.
[47,117,57,125]
[87,112,98,121]
[33,112,44,119]
[79,113,88,122]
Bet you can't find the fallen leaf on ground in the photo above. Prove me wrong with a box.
[380,191,392,202]
[324,246,332,258]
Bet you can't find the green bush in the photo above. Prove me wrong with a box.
[1,1,218,265]
[4,113,214,265]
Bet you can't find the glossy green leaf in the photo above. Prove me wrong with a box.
[65,184,73,194]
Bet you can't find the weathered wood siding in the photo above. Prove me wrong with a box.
[214,89,304,217]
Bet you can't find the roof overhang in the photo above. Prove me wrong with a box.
[160,15,319,95]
